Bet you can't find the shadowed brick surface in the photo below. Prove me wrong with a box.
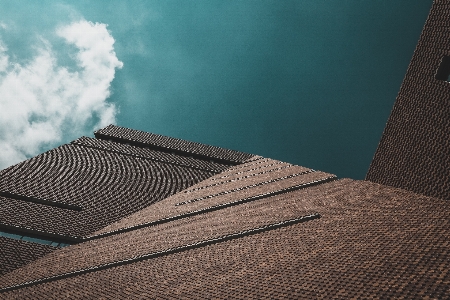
[72,136,229,173]
[0,143,217,238]
[366,1,450,200]
[0,238,56,277]
[95,124,255,164]
[0,169,338,288]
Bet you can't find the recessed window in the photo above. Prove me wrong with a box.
[435,55,450,82]
[0,230,70,247]
[0,191,82,211]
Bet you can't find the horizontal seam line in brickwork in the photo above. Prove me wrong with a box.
[70,141,225,173]
[0,230,68,248]
[0,191,82,211]
[175,169,316,206]
[94,132,248,165]
[183,163,293,193]
[0,223,79,244]
[242,156,264,163]
[209,158,276,180]
[84,175,336,241]
[95,126,254,162]
[0,213,320,293]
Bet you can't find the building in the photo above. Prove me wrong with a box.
[0,1,449,298]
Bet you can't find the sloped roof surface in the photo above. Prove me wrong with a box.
[0,141,218,239]
[0,156,335,288]
[0,238,55,277]
[95,124,255,164]
[91,157,334,236]
[0,128,253,276]
[2,0,450,297]
[1,179,449,298]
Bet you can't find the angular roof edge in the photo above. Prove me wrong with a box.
[95,125,256,165]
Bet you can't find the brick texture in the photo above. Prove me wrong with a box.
[95,125,255,164]
[0,238,56,276]
[366,1,450,200]
[1,180,449,299]
[0,128,254,275]
[91,158,334,236]
[2,2,450,297]
[0,142,217,238]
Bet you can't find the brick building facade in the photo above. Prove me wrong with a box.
[0,1,449,298]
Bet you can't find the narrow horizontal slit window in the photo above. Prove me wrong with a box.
[0,191,83,211]
[0,230,71,248]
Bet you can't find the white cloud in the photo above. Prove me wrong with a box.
[0,41,8,72]
[0,20,123,169]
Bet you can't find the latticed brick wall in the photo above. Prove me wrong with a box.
[0,238,56,276]
[1,179,449,299]
[366,1,450,200]
[0,127,254,275]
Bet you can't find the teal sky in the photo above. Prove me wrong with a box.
[0,1,432,179]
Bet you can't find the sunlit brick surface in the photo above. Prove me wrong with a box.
[1,180,449,299]
[91,158,334,236]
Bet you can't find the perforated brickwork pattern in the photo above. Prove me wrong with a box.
[0,237,56,276]
[0,142,216,238]
[366,1,450,200]
[72,136,229,173]
[91,158,332,235]
[95,125,255,164]
[1,180,449,298]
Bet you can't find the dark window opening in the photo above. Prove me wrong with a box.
[0,191,82,211]
[0,230,70,247]
[435,55,450,82]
